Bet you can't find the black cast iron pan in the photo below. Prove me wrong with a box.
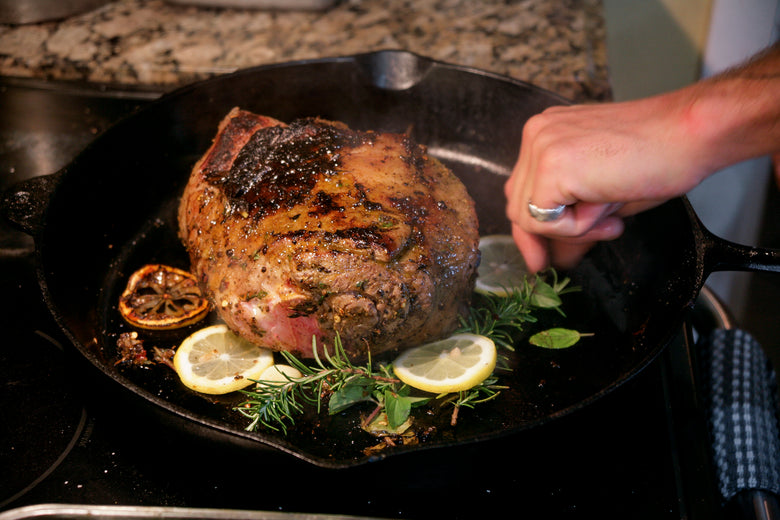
[3,50,779,468]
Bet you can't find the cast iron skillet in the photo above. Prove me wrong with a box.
[3,50,779,468]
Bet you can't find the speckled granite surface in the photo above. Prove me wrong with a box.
[0,0,610,101]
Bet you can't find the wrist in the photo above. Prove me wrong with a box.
[676,51,780,178]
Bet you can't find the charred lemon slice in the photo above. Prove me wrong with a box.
[119,264,209,330]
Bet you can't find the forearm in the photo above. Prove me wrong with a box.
[672,42,780,178]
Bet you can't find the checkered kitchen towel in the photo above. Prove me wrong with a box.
[699,328,780,501]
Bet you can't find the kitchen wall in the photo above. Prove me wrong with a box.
[603,0,711,100]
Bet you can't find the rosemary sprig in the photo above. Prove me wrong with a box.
[456,268,579,352]
[440,375,506,426]
[236,335,400,434]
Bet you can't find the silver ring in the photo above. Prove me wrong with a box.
[528,201,566,222]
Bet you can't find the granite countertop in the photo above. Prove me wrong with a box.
[0,0,610,102]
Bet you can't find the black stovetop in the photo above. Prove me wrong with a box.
[0,76,727,519]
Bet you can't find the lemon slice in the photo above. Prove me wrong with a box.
[475,234,528,296]
[392,333,497,394]
[173,324,274,395]
[256,364,303,387]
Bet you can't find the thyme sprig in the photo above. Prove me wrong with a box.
[236,268,582,435]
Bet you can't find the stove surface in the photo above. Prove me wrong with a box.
[0,77,725,519]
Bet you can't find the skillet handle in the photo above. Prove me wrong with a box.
[1,171,64,237]
[698,222,780,275]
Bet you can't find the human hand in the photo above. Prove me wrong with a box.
[504,42,780,273]
[504,96,709,272]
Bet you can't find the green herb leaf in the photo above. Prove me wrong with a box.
[529,328,586,349]
[529,280,562,309]
[384,390,430,429]
[384,391,411,429]
[328,379,374,414]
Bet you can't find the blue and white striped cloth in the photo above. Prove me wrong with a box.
[700,328,780,501]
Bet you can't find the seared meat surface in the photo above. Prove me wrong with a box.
[178,108,479,359]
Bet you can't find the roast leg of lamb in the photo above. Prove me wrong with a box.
[178,108,479,360]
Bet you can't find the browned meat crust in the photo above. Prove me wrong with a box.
[178,108,479,360]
